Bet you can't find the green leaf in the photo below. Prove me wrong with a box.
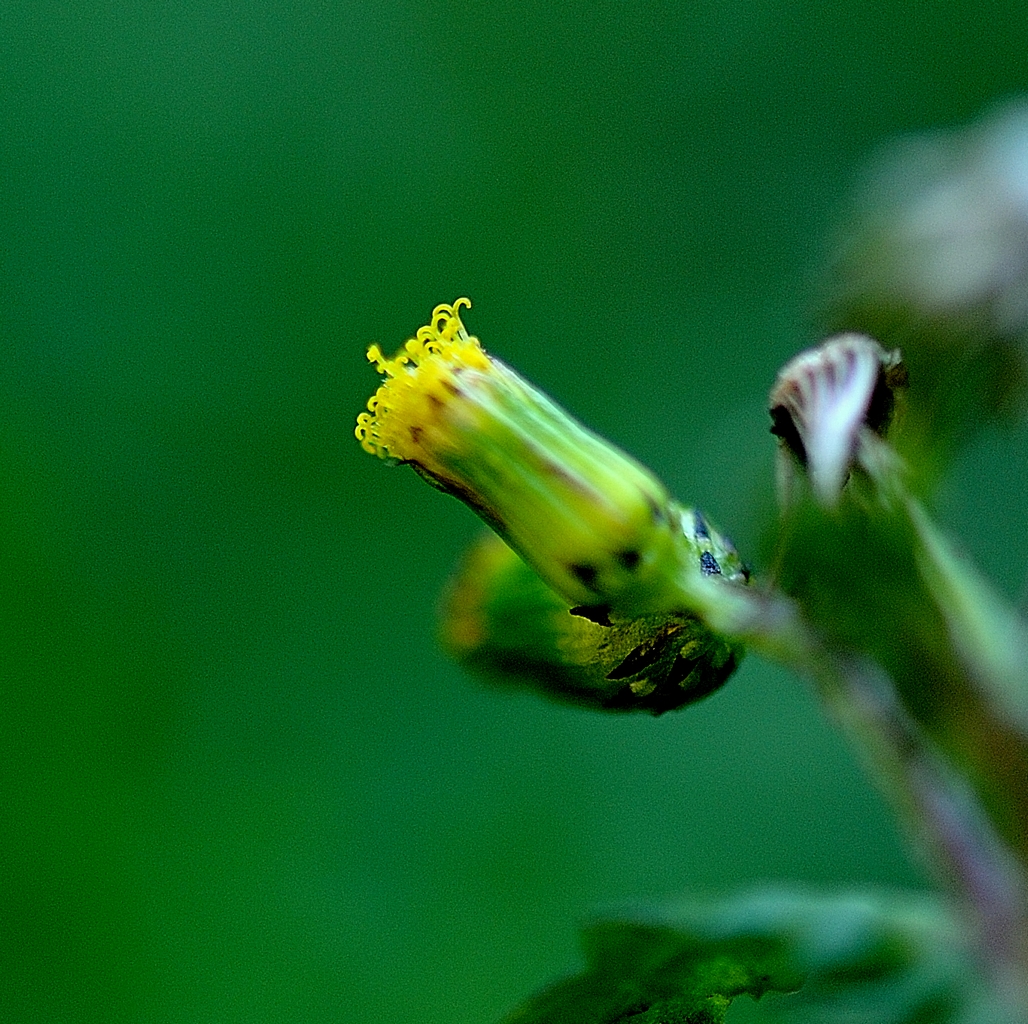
[499,899,803,1024]
[500,889,1019,1024]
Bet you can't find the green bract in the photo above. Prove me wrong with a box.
[440,531,742,714]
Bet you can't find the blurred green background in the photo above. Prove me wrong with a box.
[3,2,1028,1021]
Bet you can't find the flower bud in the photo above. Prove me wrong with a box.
[831,102,1028,336]
[439,532,742,714]
[770,334,906,507]
[357,299,748,619]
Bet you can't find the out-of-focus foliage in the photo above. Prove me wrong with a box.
[504,890,1018,1024]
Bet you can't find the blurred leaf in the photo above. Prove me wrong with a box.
[499,896,803,1024]
[501,889,1015,1024]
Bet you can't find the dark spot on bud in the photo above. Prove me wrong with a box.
[427,393,445,413]
[615,548,641,572]
[700,551,722,576]
[606,637,665,680]
[865,360,906,436]
[645,495,666,524]
[409,425,423,445]
[769,403,807,465]
[569,562,599,590]
[693,509,710,540]
[442,380,464,397]
[569,604,612,626]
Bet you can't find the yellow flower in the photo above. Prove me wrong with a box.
[355,298,490,472]
[356,299,750,623]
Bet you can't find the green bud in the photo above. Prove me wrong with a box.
[357,299,752,626]
[440,532,742,715]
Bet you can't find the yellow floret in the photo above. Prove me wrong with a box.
[355,298,490,462]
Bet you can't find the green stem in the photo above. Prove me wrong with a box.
[741,588,1028,991]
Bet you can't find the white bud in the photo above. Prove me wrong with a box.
[770,334,904,507]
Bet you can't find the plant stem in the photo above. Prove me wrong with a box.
[740,586,1028,995]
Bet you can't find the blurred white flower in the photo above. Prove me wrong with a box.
[840,101,1028,337]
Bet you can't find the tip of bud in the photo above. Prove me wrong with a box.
[355,298,489,466]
